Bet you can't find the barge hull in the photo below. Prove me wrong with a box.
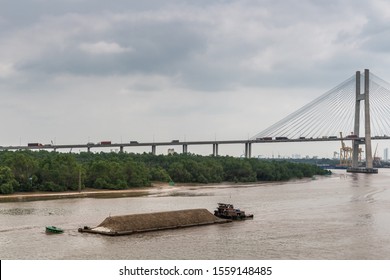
[78,208,231,236]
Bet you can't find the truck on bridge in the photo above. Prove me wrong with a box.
[28,143,43,147]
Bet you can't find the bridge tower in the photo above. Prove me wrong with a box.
[348,69,378,174]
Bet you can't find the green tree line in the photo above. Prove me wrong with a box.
[0,150,331,194]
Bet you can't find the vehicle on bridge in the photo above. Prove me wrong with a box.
[171,140,179,143]
[256,137,272,141]
[275,137,288,140]
[346,134,358,139]
[99,141,111,145]
[130,141,138,144]
[28,143,43,147]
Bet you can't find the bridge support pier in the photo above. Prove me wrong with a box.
[183,144,188,154]
[87,147,90,153]
[348,69,377,174]
[212,143,219,156]
[245,142,252,158]
[364,69,374,170]
[352,71,362,168]
[120,146,124,153]
[151,145,156,155]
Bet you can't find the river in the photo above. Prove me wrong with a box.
[1,169,390,260]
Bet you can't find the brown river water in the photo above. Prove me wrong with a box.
[1,169,390,260]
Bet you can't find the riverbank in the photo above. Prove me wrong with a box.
[0,184,175,203]
[0,150,330,195]
[0,182,257,203]
[0,178,319,203]
[0,182,243,203]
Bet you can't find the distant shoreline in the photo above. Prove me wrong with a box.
[0,184,170,203]
[0,182,225,203]
[0,178,319,203]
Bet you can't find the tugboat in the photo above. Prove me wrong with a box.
[214,203,254,220]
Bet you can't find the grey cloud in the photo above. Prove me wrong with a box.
[14,11,209,79]
[5,0,386,92]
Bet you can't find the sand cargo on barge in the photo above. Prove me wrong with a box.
[78,208,231,236]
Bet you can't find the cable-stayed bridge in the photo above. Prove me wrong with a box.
[2,69,390,173]
[252,69,385,173]
[251,71,390,140]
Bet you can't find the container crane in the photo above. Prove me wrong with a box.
[339,132,364,167]
[339,132,353,166]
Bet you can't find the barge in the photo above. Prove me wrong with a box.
[78,208,231,236]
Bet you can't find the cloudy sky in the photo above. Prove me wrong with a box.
[1,0,390,157]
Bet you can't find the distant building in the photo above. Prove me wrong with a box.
[384,148,388,161]
[168,148,175,155]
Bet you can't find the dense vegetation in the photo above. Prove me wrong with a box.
[0,150,331,194]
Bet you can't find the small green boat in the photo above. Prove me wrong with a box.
[45,226,64,234]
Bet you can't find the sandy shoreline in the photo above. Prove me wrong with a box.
[0,183,174,203]
[0,179,312,203]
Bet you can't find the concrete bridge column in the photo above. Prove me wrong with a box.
[120,146,124,153]
[87,147,90,153]
[183,144,188,154]
[352,71,361,168]
[151,145,156,155]
[212,143,219,156]
[245,142,252,158]
[364,69,373,169]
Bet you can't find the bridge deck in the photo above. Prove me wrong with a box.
[1,136,388,151]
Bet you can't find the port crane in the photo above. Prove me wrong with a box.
[373,143,380,167]
[339,132,353,166]
[339,132,363,166]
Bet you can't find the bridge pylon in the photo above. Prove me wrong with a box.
[348,69,378,174]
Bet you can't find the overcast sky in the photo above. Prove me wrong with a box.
[1,0,390,157]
